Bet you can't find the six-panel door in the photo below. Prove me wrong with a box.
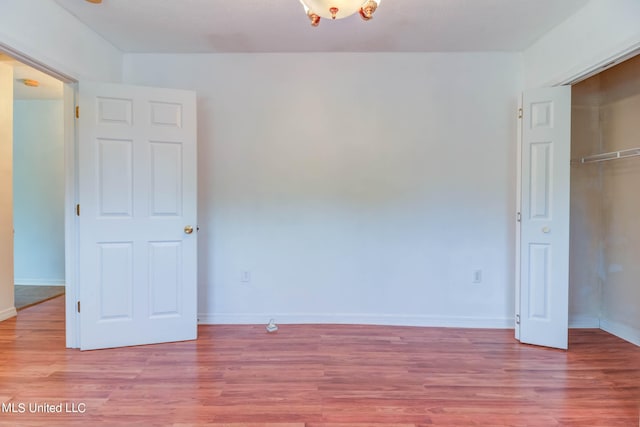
[78,82,197,350]
[519,86,571,350]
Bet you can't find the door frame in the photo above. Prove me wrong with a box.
[554,43,640,86]
[63,82,79,348]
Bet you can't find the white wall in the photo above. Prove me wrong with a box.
[524,0,640,88]
[0,64,16,321]
[124,52,522,327]
[13,100,65,286]
[0,0,122,82]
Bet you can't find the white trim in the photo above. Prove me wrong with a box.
[553,39,640,86]
[568,316,600,329]
[600,318,640,347]
[63,83,79,349]
[199,313,514,329]
[0,41,75,83]
[0,306,17,322]
[14,279,65,286]
[514,94,523,341]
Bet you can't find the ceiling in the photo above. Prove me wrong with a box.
[0,54,63,100]
[2,0,591,99]
[53,0,590,53]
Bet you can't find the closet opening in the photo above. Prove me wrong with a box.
[570,53,640,346]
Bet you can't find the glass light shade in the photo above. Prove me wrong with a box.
[300,0,379,20]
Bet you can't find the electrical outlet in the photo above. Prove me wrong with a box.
[241,270,251,283]
[473,269,482,283]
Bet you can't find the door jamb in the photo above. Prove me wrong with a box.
[514,93,523,341]
[63,82,79,348]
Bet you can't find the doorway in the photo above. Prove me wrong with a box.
[569,53,640,345]
[0,53,66,310]
[12,57,65,310]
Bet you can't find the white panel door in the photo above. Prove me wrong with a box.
[78,82,197,350]
[518,86,571,350]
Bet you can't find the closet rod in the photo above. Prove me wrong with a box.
[580,147,640,164]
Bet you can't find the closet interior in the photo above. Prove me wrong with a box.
[570,53,640,345]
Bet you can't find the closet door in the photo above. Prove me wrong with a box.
[517,86,571,349]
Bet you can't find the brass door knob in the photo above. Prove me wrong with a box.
[184,225,194,235]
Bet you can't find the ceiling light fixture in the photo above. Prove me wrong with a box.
[300,0,382,27]
[22,79,40,87]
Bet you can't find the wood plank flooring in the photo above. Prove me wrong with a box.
[0,296,638,426]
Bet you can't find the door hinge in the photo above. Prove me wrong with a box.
[75,105,79,119]
[517,212,521,222]
[76,204,80,216]
[516,314,520,325]
[77,301,81,313]
[518,108,523,119]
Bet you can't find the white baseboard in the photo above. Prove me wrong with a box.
[14,279,65,286]
[0,306,17,322]
[600,318,640,346]
[569,315,600,328]
[198,312,514,329]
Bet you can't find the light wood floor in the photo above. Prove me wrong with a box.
[0,296,638,426]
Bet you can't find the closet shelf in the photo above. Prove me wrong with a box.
[578,147,640,164]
